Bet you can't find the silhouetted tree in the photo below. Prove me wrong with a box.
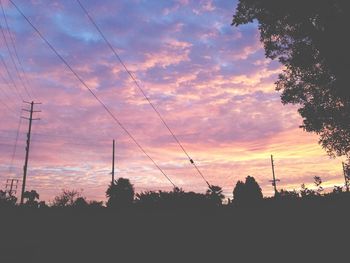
[206,185,225,206]
[300,183,316,198]
[52,189,82,207]
[106,178,134,208]
[73,197,88,208]
[136,191,161,208]
[314,176,324,195]
[38,201,48,208]
[158,187,185,208]
[245,176,263,199]
[23,190,40,208]
[232,0,350,161]
[232,180,245,204]
[278,189,300,200]
[0,190,17,208]
[88,200,104,208]
[233,176,263,206]
[332,186,343,194]
[135,188,211,209]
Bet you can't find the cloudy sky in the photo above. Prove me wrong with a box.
[0,0,346,202]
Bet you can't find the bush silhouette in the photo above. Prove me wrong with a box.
[0,190,17,208]
[206,185,225,206]
[135,187,214,209]
[23,190,40,208]
[277,189,300,200]
[233,176,263,206]
[52,189,82,207]
[73,197,89,208]
[106,178,134,208]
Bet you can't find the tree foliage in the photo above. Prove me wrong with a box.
[0,190,17,208]
[52,189,82,207]
[106,178,135,208]
[278,189,300,200]
[206,185,225,206]
[51,190,98,208]
[23,190,40,208]
[300,183,316,198]
[135,187,215,209]
[233,176,263,206]
[232,0,350,160]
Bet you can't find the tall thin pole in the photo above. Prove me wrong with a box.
[6,178,18,196]
[112,139,115,185]
[20,101,40,205]
[342,162,349,192]
[271,155,278,196]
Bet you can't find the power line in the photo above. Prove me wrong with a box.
[0,69,22,104]
[0,16,31,99]
[0,77,19,114]
[76,0,210,187]
[10,0,176,189]
[0,74,15,101]
[0,92,15,113]
[0,78,19,115]
[0,0,35,99]
[9,110,22,174]
[0,54,24,100]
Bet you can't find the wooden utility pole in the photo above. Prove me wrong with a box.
[270,155,280,196]
[342,162,349,192]
[112,139,115,185]
[5,178,19,196]
[20,101,40,205]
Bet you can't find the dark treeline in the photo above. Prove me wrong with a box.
[1,176,350,262]
[2,175,350,210]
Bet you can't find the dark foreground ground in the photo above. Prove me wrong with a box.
[1,203,349,262]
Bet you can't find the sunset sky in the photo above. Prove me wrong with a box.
[0,0,346,202]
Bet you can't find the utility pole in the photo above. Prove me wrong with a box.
[270,155,280,196]
[342,162,349,192]
[5,178,19,196]
[20,101,40,205]
[112,139,115,185]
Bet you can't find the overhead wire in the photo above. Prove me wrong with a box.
[0,79,15,103]
[9,0,177,189]
[0,54,23,100]
[0,75,20,115]
[0,17,31,99]
[0,69,22,104]
[0,0,35,99]
[76,0,210,187]
[0,91,15,113]
[9,110,22,174]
